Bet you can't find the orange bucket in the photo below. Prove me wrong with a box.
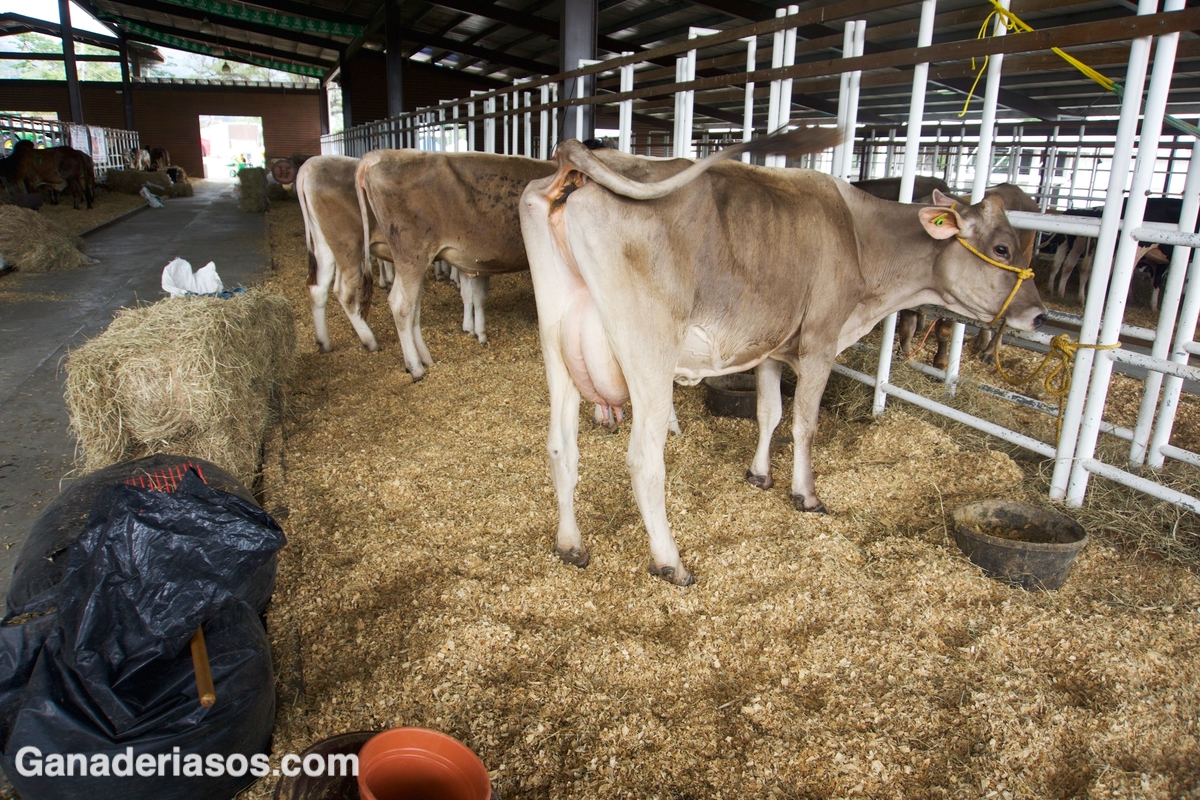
[357,727,491,800]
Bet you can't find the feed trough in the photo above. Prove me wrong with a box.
[951,500,1088,591]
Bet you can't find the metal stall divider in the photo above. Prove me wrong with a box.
[1049,0,1159,501]
[871,0,939,417]
[740,35,756,164]
[619,54,635,154]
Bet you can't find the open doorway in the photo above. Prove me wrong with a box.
[198,115,264,181]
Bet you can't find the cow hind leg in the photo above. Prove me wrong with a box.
[790,349,837,513]
[386,268,430,380]
[544,343,587,568]
[335,265,380,352]
[307,251,335,353]
[625,376,692,586]
[746,360,784,490]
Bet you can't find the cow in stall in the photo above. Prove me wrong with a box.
[354,150,557,378]
[1046,197,1182,311]
[48,147,95,209]
[519,129,1046,585]
[296,154,395,352]
[125,148,152,171]
[149,147,171,171]
[853,177,1040,368]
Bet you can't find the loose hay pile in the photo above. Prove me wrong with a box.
[0,205,89,272]
[267,181,297,202]
[249,204,1200,799]
[103,168,193,198]
[64,290,296,488]
[239,167,267,213]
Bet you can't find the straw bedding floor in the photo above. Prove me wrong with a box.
[36,191,147,238]
[249,203,1199,799]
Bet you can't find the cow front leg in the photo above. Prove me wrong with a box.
[931,318,955,370]
[896,310,922,358]
[747,360,784,490]
[544,345,586,567]
[790,351,836,513]
[471,276,490,343]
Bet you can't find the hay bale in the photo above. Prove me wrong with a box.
[104,169,170,195]
[266,181,296,202]
[238,167,267,213]
[64,290,296,488]
[0,205,89,272]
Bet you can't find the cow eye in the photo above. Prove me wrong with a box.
[994,244,1010,259]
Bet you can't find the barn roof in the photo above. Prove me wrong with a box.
[44,0,1200,125]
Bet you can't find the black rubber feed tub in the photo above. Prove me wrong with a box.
[273,731,377,800]
[703,369,797,420]
[951,500,1088,591]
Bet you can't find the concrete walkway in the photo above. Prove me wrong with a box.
[0,181,269,600]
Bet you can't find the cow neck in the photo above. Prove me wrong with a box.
[853,202,948,316]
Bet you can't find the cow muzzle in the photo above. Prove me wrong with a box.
[954,236,1037,326]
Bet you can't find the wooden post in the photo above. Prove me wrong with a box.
[59,0,84,124]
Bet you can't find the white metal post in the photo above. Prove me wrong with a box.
[484,96,495,154]
[524,91,533,156]
[770,6,798,168]
[468,92,479,152]
[767,7,786,153]
[1148,242,1200,468]
[838,20,866,179]
[874,0,937,418]
[1131,142,1200,464]
[576,59,600,144]
[539,84,549,159]
[832,23,855,177]
[1049,0,1158,499]
[741,35,756,163]
[943,0,1009,395]
[503,92,511,155]
[551,83,558,154]
[619,53,634,153]
[1066,0,1182,505]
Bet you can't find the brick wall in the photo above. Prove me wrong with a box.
[0,79,321,177]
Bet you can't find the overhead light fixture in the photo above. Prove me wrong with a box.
[221,61,232,74]
[199,17,215,34]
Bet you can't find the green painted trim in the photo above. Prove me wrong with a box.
[105,17,326,77]
[158,0,362,37]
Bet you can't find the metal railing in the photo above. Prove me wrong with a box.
[323,0,1200,515]
[0,114,140,174]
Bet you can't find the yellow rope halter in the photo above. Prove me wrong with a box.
[993,333,1119,439]
[932,205,1034,326]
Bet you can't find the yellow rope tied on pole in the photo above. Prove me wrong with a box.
[959,0,1200,137]
[953,235,1035,325]
[993,332,1120,439]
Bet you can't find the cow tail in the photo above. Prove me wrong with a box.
[554,125,845,201]
[295,166,320,286]
[354,158,375,286]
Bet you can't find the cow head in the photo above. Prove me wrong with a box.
[919,189,1046,331]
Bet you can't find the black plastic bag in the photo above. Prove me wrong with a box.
[6,454,268,618]
[1,465,285,800]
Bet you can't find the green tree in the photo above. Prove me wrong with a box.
[0,32,121,81]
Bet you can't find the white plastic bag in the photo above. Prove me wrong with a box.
[140,185,164,208]
[161,258,224,297]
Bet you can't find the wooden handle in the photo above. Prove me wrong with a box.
[190,627,216,707]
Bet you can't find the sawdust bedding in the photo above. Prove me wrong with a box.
[247,203,1199,799]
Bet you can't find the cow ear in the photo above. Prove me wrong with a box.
[930,188,957,207]
[918,205,962,240]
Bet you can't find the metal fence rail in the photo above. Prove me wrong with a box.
[323,0,1200,516]
[0,114,140,176]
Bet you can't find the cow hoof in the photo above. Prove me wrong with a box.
[316,340,332,354]
[648,562,695,587]
[745,470,774,490]
[362,342,380,353]
[556,546,590,568]
[978,352,995,365]
[792,496,827,514]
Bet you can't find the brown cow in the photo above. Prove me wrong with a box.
[296,154,395,352]
[48,147,95,209]
[519,129,1046,584]
[5,141,68,203]
[354,150,556,379]
[149,147,170,171]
